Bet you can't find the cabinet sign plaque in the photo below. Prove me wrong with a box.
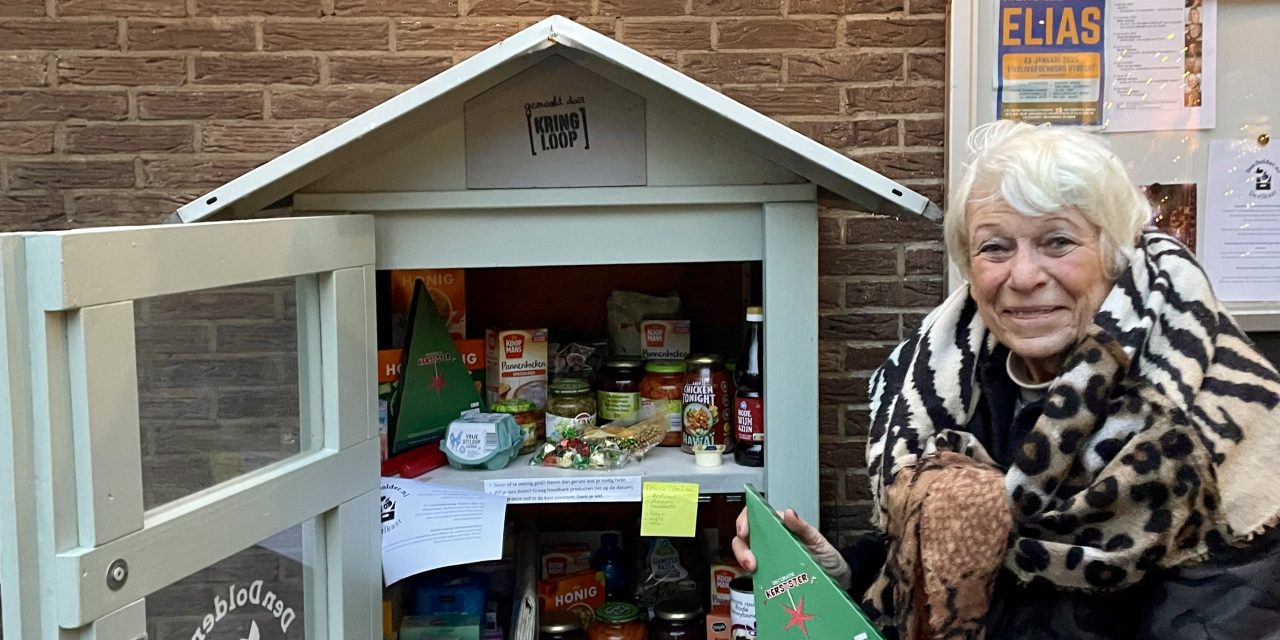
[464,55,647,189]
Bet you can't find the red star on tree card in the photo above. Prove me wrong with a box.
[745,485,885,640]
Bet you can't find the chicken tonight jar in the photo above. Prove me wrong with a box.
[681,355,731,454]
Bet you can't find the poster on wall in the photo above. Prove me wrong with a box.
[1142,182,1197,252]
[1203,140,1280,301]
[995,0,1106,126]
[464,55,647,189]
[1102,0,1216,132]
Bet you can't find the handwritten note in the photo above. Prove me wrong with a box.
[483,476,642,504]
[640,481,699,537]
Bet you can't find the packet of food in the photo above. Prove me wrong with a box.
[606,291,681,356]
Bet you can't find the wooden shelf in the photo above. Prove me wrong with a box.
[421,445,762,497]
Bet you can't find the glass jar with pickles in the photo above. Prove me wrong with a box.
[641,360,686,446]
[546,377,597,442]
[492,398,540,454]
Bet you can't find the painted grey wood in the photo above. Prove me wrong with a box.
[79,599,145,640]
[23,216,374,311]
[294,185,816,212]
[762,202,821,525]
[324,490,382,638]
[55,439,379,628]
[0,234,53,640]
[67,301,144,547]
[373,205,763,270]
[177,17,933,223]
[321,267,377,449]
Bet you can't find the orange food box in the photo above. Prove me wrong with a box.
[709,561,743,608]
[541,544,591,579]
[538,570,606,629]
[390,269,466,342]
[706,604,731,640]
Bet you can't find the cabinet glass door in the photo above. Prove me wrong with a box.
[0,216,381,640]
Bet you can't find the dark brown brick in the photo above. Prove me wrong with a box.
[844,407,871,436]
[908,0,944,13]
[846,471,872,501]
[137,90,263,119]
[0,0,43,16]
[905,246,944,275]
[194,0,321,16]
[9,159,135,189]
[269,87,399,118]
[263,21,390,51]
[129,20,256,51]
[846,17,944,48]
[60,0,185,16]
[467,0,589,17]
[717,18,835,49]
[334,0,456,15]
[790,119,898,149]
[787,52,902,83]
[820,314,898,341]
[599,0,683,16]
[395,18,527,50]
[791,0,901,13]
[0,54,46,86]
[0,20,119,49]
[216,323,298,352]
[845,278,942,307]
[141,356,282,389]
[619,20,711,50]
[844,212,940,243]
[0,194,63,231]
[846,85,943,114]
[0,90,128,120]
[328,54,451,84]
[216,388,300,419]
[194,54,321,85]
[819,403,839,435]
[135,324,213,354]
[138,390,214,421]
[690,0,779,16]
[820,470,838,502]
[850,149,943,180]
[819,343,843,372]
[903,311,931,335]
[573,17,617,37]
[723,86,839,116]
[56,55,186,86]
[819,246,897,276]
[914,183,944,205]
[819,279,842,309]
[141,157,265,189]
[681,52,781,84]
[818,214,842,245]
[69,191,194,226]
[201,122,328,153]
[908,51,944,81]
[0,124,54,153]
[819,436,866,468]
[844,344,896,370]
[904,117,943,147]
[143,290,279,320]
[66,123,193,153]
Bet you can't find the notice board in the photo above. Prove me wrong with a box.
[947,0,1280,329]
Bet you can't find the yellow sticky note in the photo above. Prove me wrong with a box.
[640,481,699,537]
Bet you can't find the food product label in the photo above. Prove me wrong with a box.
[641,319,691,360]
[649,539,689,582]
[546,411,596,442]
[682,382,723,447]
[445,423,498,461]
[730,586,756,638]
[390,269,466,342]
[486,328,549,411]
[515,418,539,450]
[598,390,640,421]
[735,398,764,443]
[641,397,683,433]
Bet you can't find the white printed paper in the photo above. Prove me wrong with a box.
[1203,140,1280,301]
[1103,0,1215,132]
[380,478,507,586]
[484,476,643,504]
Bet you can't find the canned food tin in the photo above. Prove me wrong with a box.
[728,576,755,639]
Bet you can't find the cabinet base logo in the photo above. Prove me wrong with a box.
[188,580,296,640]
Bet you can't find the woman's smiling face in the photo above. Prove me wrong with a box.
[967,197,1112,382]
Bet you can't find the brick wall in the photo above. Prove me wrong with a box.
[0,0,946,624]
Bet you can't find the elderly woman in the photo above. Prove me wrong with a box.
[735,121,1280,639]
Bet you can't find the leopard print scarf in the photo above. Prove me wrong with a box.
[867,232,1280,592]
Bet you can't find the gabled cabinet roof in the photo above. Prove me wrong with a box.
[176,16,940,224]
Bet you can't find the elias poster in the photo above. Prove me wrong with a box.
[996,0,1105,126]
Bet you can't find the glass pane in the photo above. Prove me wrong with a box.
[135,279,304,510]
[146,524,309,640]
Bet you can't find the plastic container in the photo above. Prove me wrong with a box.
[441,412,523,470]
[589,602,647,640]
[591,533,629,601]
[492,398,541,454]
[693,444,724,467]
[641,360,686,446]
[651,600,705,640]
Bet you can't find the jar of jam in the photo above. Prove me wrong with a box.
[598,358,644,424]
[540,611,588,640]
[650,600,704,640]
[589,602,648,640]
[641,360,687,446]
[682,355,732,454]
[546,377,597,442]
[492,398,540,454]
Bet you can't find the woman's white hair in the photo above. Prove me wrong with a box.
[944,120,1150,280]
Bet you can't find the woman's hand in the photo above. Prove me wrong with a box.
[730,506,853,589]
